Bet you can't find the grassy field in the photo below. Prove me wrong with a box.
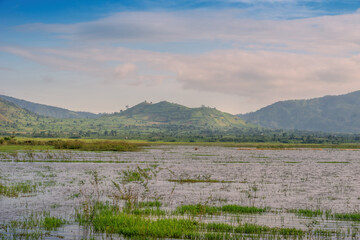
[2,136,360,151]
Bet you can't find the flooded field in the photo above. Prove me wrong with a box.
[1,145,360,239]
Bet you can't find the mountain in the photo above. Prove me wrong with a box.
[0,95,101,119]
[239,91,360,133]
[0,97,38,123]
[103,101,252,128]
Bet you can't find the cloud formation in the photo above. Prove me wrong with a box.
[4,7,360,112]
[4,45,360,107]
[16,9,360,54]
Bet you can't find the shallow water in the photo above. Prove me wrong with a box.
[1,146,360,239]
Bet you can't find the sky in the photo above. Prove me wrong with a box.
[1,0,360,114]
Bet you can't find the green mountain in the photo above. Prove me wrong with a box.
[0,98,37,122]
[0,97,255,140]
[0,95,100,119]
[0,97,47,133]
[239,91,360,133]
[104,101,252,128]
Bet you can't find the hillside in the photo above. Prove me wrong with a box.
[103,101,252,128]
[239,91,360,133]
[0,97,46,133]
[0,95,100,119]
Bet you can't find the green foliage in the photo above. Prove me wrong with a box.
[52,139,140,151]
[289,209,323,218]
[168,179,232,183]
[176,204,219,215]
[0,181,37,197]
[333,212,360,221]
[3,95,360,143]
[77,202,312,239]
[78,202,198,238]
[220,205,267,214]
[42,216,66,230]
[175,204,266,215]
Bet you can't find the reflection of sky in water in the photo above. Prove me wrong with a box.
[1,146,360,238]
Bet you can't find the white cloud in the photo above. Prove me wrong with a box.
[4,8,360,112]
[15,9,360,54]
[3,45,360,110]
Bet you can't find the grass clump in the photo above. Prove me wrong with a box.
[333,212,360,221]
[122,167,153,183]
[131,208,166,216]
[289,209,323,218]
[52,140,141,152]
[0,181,37,197]
[137,200,162,208]
[76,202,336,239]
[176,204,219,215]
[78,202,197,238]
[168,179,233,184]
[42,216,66,230]
[221,205,267,214]
[5,212,66,233]
[176,204,266,216]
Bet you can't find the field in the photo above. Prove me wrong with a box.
[1,145,360,239]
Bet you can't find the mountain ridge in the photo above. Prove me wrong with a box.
[0,95,101,119]
[239,90,360,133]
[104,100,252,128]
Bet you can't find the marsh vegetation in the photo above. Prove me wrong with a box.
[1,145,360,239]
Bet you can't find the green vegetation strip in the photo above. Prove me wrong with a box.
[0,138,145,152]
[0,181,37,197]
[1,159,131,163]
[290,208,360,221]
[289,209,323,218]
[77,203,336,239]
[176,204,267,215]
[5,212,66,231]
[168,179,233,183]
[317,161,350,164]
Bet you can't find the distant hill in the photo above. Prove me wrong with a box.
[239,91,360,133]
[103,101,252,128]
[0,98,37,122]
[0,95,101,119]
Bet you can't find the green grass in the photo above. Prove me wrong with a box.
[333,212,360,221]
[317,161,350,164]
[290,208,360,222]
[4,137,360,151]
[137,200,162,208]
[289,209,323,218]
[131,208,166,216]
[0,138,145,152]
[1,159,131,163]
[191,154,219,157]
[52,139,142,152]
[175,204,266,215]
[168,179,233,183]
[76,202,320,239]
[0,145,53,152]
[42,216,66,230]
[221,205,267,214]
[0,181,37,197]
[78,203,198,239]
[5,212,66,231]
[176,204,219,215]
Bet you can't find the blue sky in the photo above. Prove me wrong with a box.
[1,0,360,114]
